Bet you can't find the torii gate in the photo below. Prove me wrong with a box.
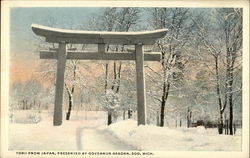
[31,24,167,126]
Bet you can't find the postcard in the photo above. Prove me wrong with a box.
[1,1,249,158]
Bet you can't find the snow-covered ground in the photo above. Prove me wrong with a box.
[9,110,136,150]
[99,120,242,151]
[9,110,241,151]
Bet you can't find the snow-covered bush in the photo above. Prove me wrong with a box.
[101,90,121,122]
[102,90,120,111]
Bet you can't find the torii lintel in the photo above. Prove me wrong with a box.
[31,24,167,45]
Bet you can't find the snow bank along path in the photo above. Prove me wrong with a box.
[98,119,241,151]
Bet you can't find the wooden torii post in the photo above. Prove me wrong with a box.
[31,24,167,126]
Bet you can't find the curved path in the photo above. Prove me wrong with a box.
[76,127,136,150]
[9,111,136,150]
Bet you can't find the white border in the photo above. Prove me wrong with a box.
[1,1,249,158]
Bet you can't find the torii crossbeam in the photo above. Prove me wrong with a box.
[32,24,167,126]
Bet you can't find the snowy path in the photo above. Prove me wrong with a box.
[76,127,136,150]
[9,111,136,150]
[9,123,136,150]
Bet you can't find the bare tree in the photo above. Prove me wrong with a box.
[10,79,44,110]
[194,8,242,134]
[218,8,242,135]
[148,8,193,127]
[88,8,140,125]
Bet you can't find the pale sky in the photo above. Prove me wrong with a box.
[9,7,151,84]
[10,7,100,60]
[10,7,102,84]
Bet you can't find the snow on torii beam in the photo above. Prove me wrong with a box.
[31,24,167,45]
[31,24,167,126]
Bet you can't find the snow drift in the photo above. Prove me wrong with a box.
[99,119,242,151]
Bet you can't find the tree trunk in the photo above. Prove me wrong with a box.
[22,100,25,110]
[80,94,83,110]
[66,94,73,120]
[128,109,131,119]
[225,121,227,135]
[25,100,28,110]
[226,121,228,135]
[215,56,224,134]
[233,122,236,134]
[229,97,233,135]
[156,111,160,126]
[111,61,117,91]
[104,63,111,124]
[218,112,223,134]
[160,81,170,127]
[108,111,112,125]
[123,110,125,120]
[229,67,234,135]
[116,62,122,93]
[160,97,166,127]
[65,60,77,121]
[104,63,109,93]
[187,108,192,128]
